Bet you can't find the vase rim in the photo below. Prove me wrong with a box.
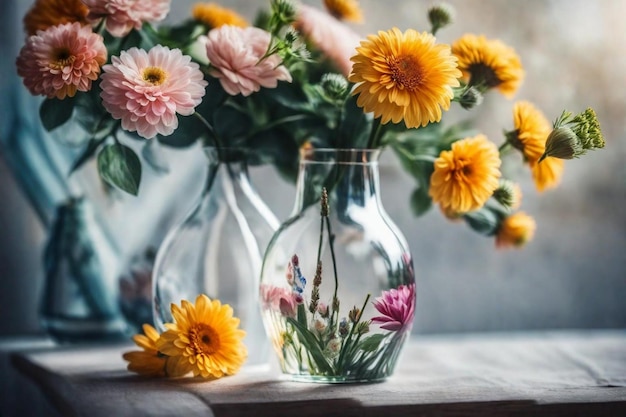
[299,147,382,165]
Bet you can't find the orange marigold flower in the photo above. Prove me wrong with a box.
[349,28,461,129]
[323,0,363,23]
[429,134,502,214]
[452,34,524,98]
[192,2,248,28]
[23,0,89,36]
[496,211,536,249]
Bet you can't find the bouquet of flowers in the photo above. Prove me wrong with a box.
[15,0,605,249]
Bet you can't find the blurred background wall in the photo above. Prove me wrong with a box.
[1,0,625,337]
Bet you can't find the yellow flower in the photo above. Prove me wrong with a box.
[510,101,550,162]
[349,28,461,128]
[531,157,564,192]
[323,0,363,22]
[429,134,501,214]
[509,101,564,192]
[192,3,248,29]
[496,212,536,249]
[452,34,524,98]
[23,0,89,36]
[157,294,247,379]
[122,324,169,377]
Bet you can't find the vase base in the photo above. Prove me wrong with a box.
[283,373,388,384]
[41,316,129,343]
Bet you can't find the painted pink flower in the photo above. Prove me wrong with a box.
[371,283,416,332]
[16,22,107,100]
[295,4,361,77]
[204,25,292,96]
[83,0,171,37]
[100,45,207,139]
[260,284,298,318]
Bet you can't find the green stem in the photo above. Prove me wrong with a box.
[337,293,371,372]
[193,112,223,159]
[245,114,314,139]
[325,216,339,323]
[367,117,383,149]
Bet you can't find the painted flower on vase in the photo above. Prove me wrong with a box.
[16,22,107,100]
[100,45,207,138]
[371,283,416,332]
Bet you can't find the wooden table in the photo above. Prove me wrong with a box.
[1,330,625,416]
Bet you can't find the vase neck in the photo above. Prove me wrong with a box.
[292,148,383,214]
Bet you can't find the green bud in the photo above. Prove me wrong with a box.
[356,321,370,335]
[319,73,349,104]
[457,86,483,110]
[428,3,455,35]
[493,179,519,209]
[271,0,297,24]
[540,126,582,162]
[540,107,605,162]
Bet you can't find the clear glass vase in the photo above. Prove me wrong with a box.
[260,148,416,383]
[152,148,279,367]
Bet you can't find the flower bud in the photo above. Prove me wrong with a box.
[428,3,455,35]
[457,86,483,110]
[348,306,361,323]
[540,107,605,162]
[540,126,582,162]
[493,179,522,210]
[320,73,349,104]
[339,318,350,337]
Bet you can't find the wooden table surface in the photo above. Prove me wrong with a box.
[2,330,625,417]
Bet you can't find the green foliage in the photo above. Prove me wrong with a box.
[97,144,142,196]
[40,98,75,131]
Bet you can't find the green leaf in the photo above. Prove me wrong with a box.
[97,144,142,196]
[410,187,433,217]
[40,98,75,131]
[463,207,502,236]
[358,333,387,353]
[287,317,334,374]
[156,114,204,147]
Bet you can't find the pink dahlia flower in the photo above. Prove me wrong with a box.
[295,4,361,77]
[16,22,107,100]
[83,0,171,37]
[371,283,416,332]
[204,25,292,97]
[100,45,207,139]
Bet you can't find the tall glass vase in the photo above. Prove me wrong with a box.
[259,148,415,383]
[152,148,279,367]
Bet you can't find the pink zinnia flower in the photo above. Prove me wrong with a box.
[204,25,292,97]
[371,283,416,332]
[83,0,171,37]
[100,45,207,139]
[295,4,361,77]
[16,22,107,100]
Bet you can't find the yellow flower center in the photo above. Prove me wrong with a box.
[51,47,75,69]
[389,55,423,91]
[143,66,168,85]
[189,324,220,355]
